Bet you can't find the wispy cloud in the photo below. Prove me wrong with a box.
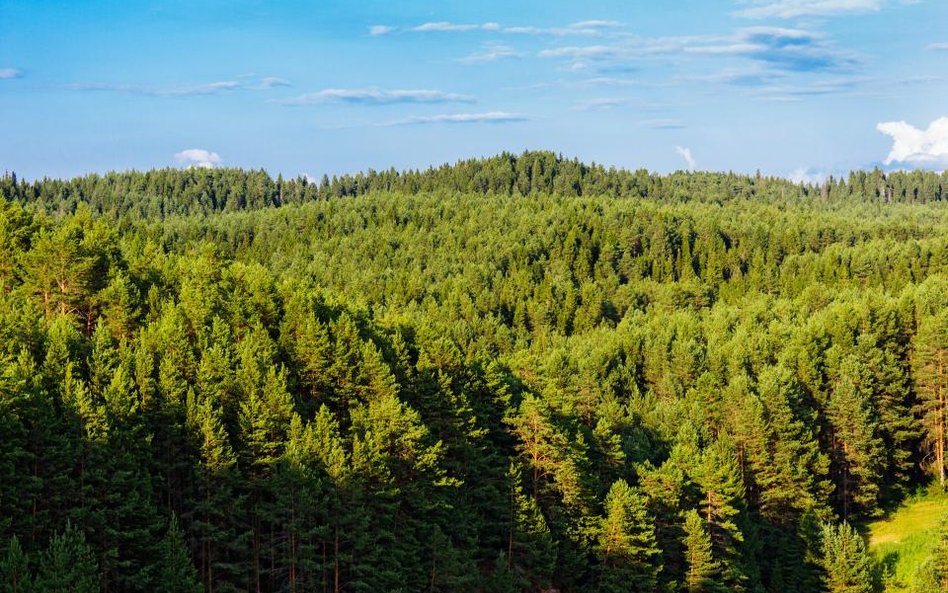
[642,118,687,129]
[458,43,523,64]
[734,0,884,19]
[383,112,528,126]
[368,25,395,36]
[503,20,625,37]
[877,116,948,168]
[683,66,787,87]
[538,45,627,60]
[539,27,859,77]
[174,148,222,169]
[277,88,475,106]
[66,77,289,96]
[675,146,697,170]
[573,98,628,111]
[412,21,500,32]
[0,68,23,80]
[751,75,870,100]
[580,77,642,87]
[928,42,948,51]
[374,20,627,38]
[686,27,859,73]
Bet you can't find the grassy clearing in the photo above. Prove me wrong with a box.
[868,490,948,592]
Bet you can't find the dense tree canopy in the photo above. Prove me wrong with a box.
[0,152,947,592]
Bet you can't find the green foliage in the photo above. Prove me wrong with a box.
[0,536,31,593]
[34,522,100,593]
[595,479,661,592]
[821,522,874,593]
[0,155,947,593]
[683,509,720,593]
[155,514,202,593]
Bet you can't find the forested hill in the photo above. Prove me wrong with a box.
[3,151,948,219]
[0,155,947,593]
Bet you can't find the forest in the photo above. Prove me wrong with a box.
[0,151,947,593]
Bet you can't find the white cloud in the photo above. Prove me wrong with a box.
[301,172,317,183]
[675,146,696,170]
[504,20,625,37]
[254,77,290,90]
[459,43,522,64]
[929,42,948,51]
[391,19,626,37]
[411,21,498,32]
[538,45,625,60]
[67,77,288,96]
[277,88,475,106]
[174,149,222,169]
[537,26,858,75]
[571,20,623,29]
[787,167,829,184]
[369,25,395,36]
[384,112,528,126]
[877,116,948,167]
[0,68,23,80]
[735,0,883,19]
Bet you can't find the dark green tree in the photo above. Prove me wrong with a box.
[594,479,661,593]
[155,514,202,593]
[34,522,99,593]
[819,522,873,593]
[0,536,31,593]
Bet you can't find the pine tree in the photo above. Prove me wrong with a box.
[505,463,556,591]
[912,311,948,487]
[820,522,873,593]
[595,479,661,593]
[155,514,202,593]
[20,221,97,320]
[191,397,249,593]
[683,509,719,593]
[0,536,31,593]
[34,522,99,593]
[827,355,884,519]
[692,437,748,590]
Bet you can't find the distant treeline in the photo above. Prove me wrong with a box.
[3,151,947,219]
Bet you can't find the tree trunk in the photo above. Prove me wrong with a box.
[334,522,340,593]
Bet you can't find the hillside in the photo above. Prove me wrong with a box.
[0,157,946,593]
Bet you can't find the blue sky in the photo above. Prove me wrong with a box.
[1,0,947,181]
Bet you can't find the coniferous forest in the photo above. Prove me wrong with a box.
[1,151,947,593]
